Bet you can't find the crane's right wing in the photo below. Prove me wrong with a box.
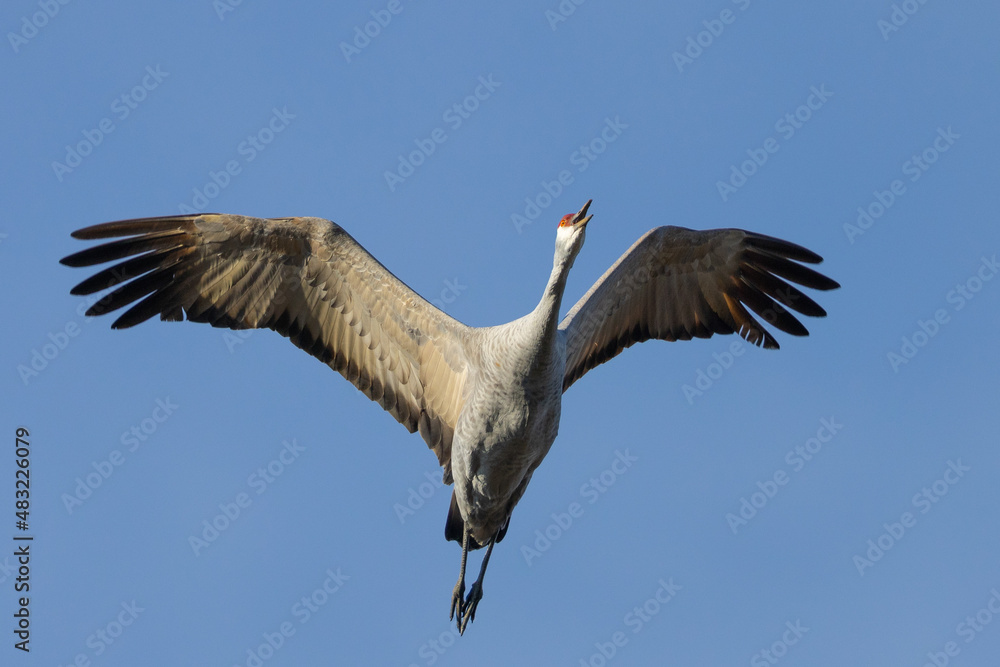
[559,226,839,392]
[61,214,469,482]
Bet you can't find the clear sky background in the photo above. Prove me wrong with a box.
[3,1,1000,665]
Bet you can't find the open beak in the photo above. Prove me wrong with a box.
[572,199,593,227]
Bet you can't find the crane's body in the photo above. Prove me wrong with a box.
[450,224,579,550]
[61,199,839,633]
[451,320,563,547]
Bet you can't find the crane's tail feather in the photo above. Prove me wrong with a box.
[445,491,472,545]
[445,491,511,548]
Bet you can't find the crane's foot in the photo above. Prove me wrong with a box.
[450,579,465,626]
[459,580,483,635]
[450,528,470,630]
[458,529,496,634]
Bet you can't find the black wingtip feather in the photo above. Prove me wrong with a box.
[68,215,208,241]
[747,249,840,291]
[740,264,828,318]
[68,249,186,295]
[85,267,175,321]
[737,281,810,337]
[747,232,825,264]
[61,230,189,268]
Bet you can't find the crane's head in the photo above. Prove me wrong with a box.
[555,199,592,264]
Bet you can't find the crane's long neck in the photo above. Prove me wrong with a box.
[531,250,576,336]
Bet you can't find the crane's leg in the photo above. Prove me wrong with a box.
[459,532,496,635]
[449,529,469,628]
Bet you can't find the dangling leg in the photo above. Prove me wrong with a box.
[459,532,496,634]
[449,529,469,628]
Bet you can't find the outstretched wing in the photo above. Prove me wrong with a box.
[559,226,839,391]
[61,214,469,481]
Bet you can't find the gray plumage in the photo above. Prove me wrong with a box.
[60,200,839,632]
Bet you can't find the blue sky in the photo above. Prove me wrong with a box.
[3,1,1000,665]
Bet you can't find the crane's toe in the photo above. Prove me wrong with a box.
[459,581,484,635]
[450,579,465,626]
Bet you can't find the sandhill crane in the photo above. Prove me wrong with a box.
[60,200,839,632]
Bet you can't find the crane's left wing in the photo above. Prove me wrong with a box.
[60,214,470,481]
[559,226,839,391]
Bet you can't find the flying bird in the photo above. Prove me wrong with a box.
[60,200,839,632]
